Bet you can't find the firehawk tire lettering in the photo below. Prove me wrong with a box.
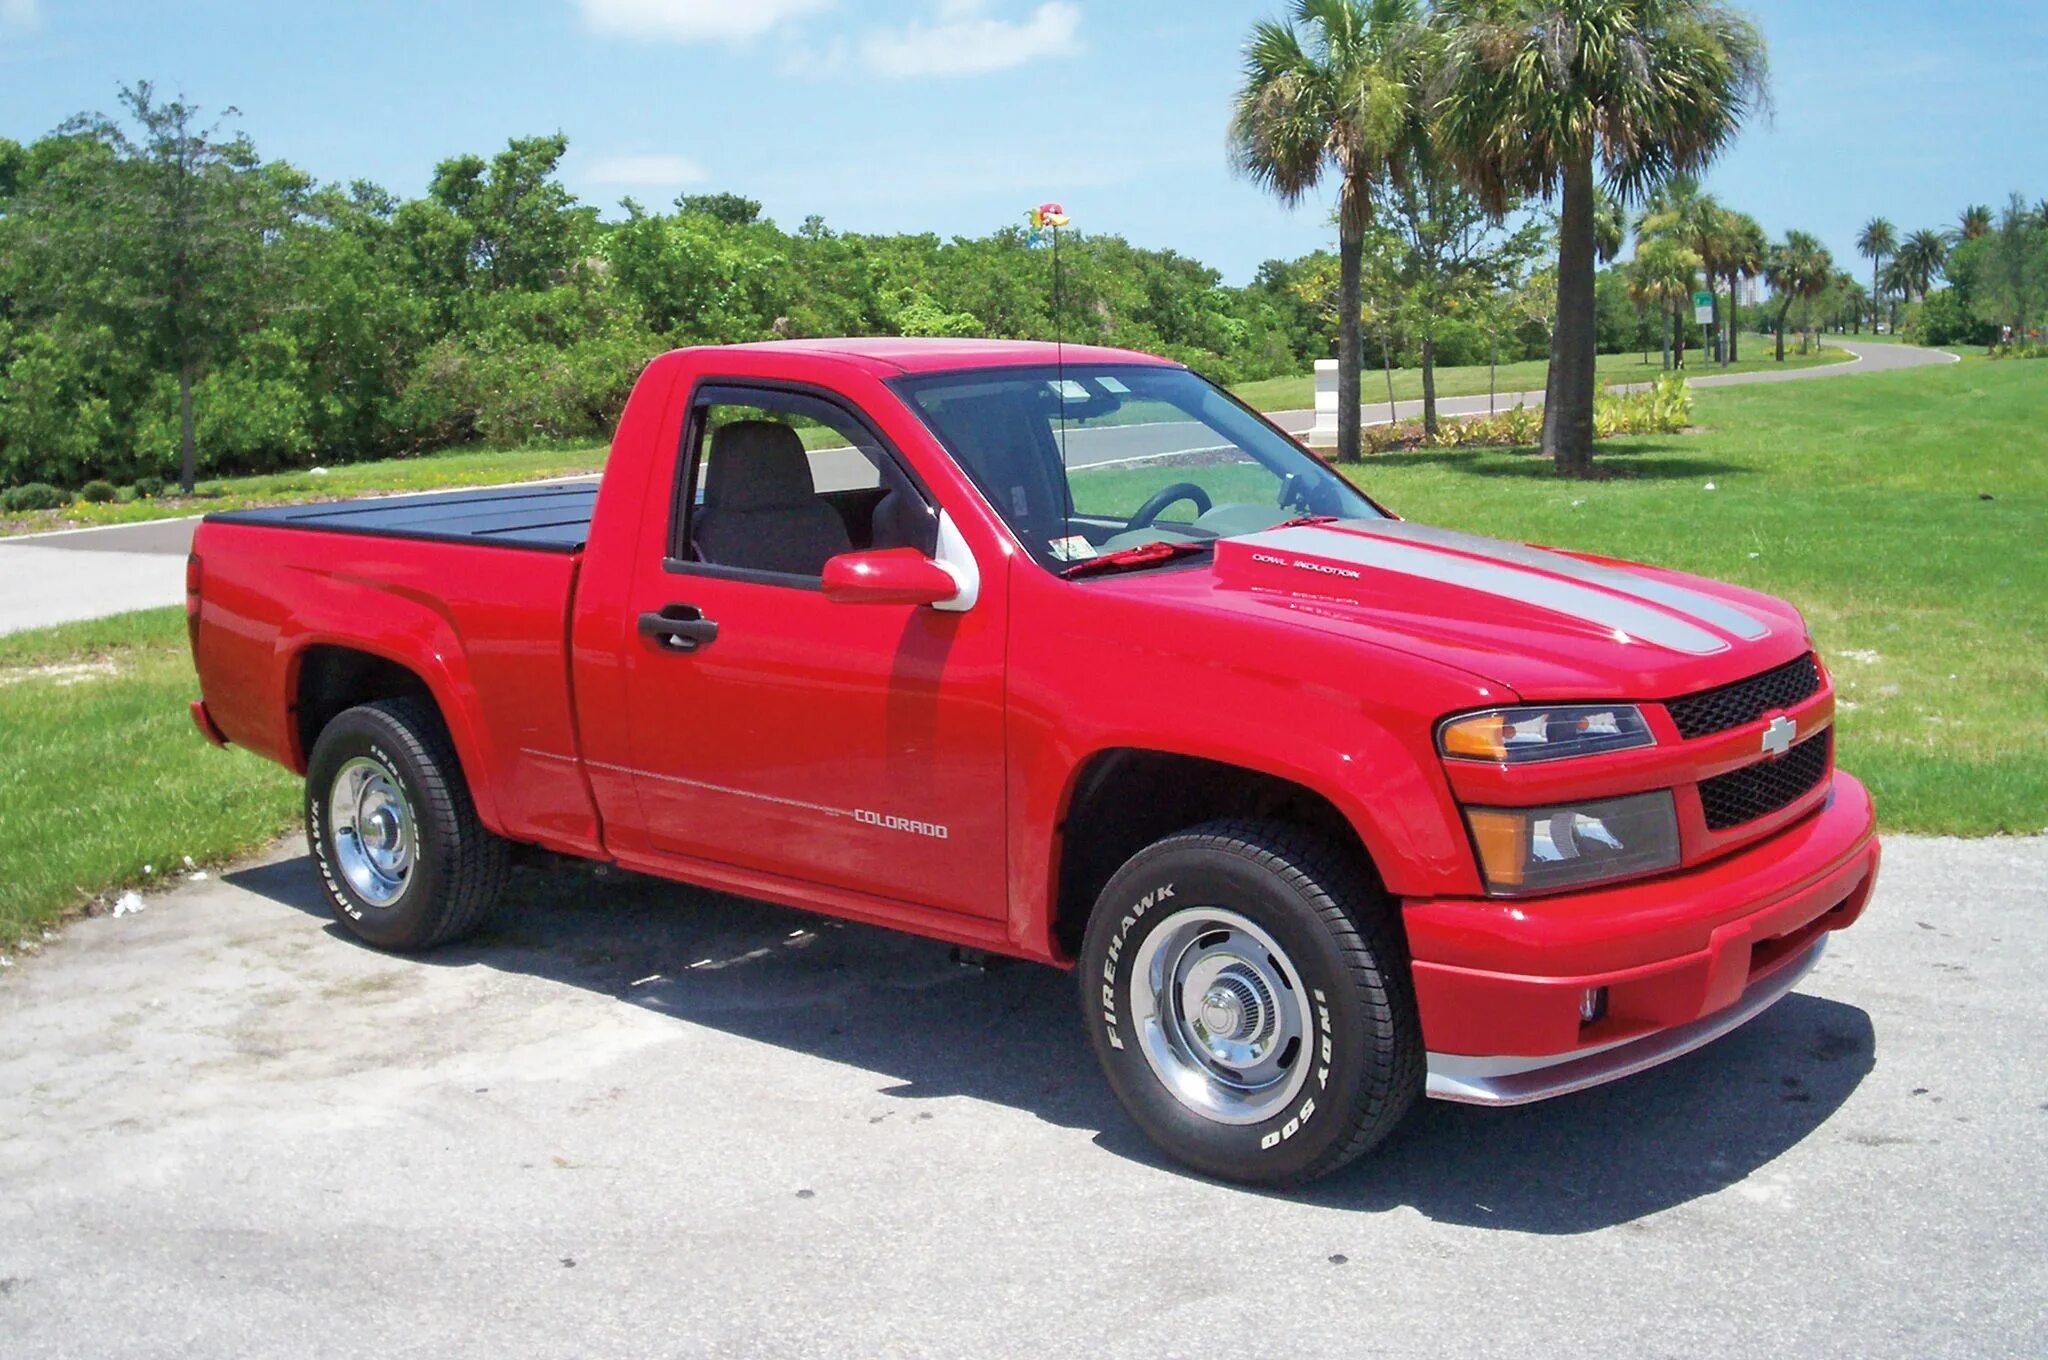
[1098,884,1174,1050]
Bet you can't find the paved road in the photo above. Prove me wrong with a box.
[1,832,2041,1358]
[0,339,1958,635]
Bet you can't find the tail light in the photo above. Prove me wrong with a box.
[185,553,203,656]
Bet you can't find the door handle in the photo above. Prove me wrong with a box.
[638,604,719,652]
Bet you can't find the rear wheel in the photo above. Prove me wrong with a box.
[1079,820,1422,1185]
[305,698,509,951]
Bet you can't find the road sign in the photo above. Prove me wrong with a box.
[1694,290,1715,325]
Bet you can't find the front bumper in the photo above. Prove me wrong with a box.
[1403,771,1879,1103]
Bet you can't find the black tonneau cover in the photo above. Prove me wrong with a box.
[208,481,597,552]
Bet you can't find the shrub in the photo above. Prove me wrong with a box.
[132,475,167,500]
[2,483,65,513]
[1907,290,1997,348]
[79,479,119,504]
[1595,373,1692,437]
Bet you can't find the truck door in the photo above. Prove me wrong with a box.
[617,382,1010,922]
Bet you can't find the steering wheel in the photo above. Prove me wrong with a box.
[1126,482,1214,532]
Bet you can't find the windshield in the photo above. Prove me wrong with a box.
[893,364,1380,573]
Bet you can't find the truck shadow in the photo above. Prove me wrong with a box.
[227,856,1874,1236]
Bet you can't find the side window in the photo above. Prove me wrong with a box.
[675,388,937,581]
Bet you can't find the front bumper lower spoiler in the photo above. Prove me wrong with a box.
[1424,936,1826,1106]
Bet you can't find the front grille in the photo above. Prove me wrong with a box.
[1698,730,1832,831]
[1666,654,1822,740]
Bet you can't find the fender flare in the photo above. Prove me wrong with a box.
[276,584,511,839]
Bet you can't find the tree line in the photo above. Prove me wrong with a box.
[1857,200,2048,349]
[0,76,1695,497]
[0,86,1340,494]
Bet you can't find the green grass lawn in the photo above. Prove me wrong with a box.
[1325,358,2046,837]
[1228,335,1852,412]
[0,610,298,946]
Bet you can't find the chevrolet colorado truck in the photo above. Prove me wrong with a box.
[187,338,1880,1185]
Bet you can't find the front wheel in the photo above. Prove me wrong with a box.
[305,698,509,952]
[1079,820,1422,1185]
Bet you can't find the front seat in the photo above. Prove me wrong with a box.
[694,420,853,576]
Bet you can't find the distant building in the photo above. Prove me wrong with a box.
[1736,276,1762,308]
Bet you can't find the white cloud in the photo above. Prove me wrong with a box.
[585,153,708,187]
[861,1,1081,79]
[578,0,832,44]
[1,0,40,31]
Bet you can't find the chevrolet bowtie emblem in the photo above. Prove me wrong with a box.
[1761,714,1797,756]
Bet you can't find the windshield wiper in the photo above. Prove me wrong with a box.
[1061,539,1214,579]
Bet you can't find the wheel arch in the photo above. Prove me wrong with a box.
[285,638,509,837]
[1046,747,1394,963]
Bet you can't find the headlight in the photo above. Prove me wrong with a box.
[1439,704,1655,763]
[1463,791,1681,894]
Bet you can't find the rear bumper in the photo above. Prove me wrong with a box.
[1403,771,1879,1095]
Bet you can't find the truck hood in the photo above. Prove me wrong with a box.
[1159,518,1810,699]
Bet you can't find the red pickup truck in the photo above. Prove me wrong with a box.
[188,338,1879,1185]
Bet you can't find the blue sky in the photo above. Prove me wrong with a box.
[2,0,2042,283]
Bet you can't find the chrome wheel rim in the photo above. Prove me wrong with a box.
[329,756,414,907]
[1129,907,1310,1125]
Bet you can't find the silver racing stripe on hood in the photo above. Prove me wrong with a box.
[1352,519,1771,641]
[1236,524,1735,655]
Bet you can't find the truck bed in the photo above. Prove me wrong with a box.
[208,481,597,552]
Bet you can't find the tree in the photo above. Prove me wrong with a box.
[1382,139,1544,432]
[677,191,763,226]
[398,134,594,305]
[1626,234,1700,369]
[1764,230,1832,360]
[1971,192,2047,345]
[1956,203,1992,243]
[16,84,283,492]
[1720,211,1766,360]
[1894,228,1948,302]
[1856,217,1896,331]
[1231,0,1429,461]
[1635,176,1728,363]
[1433,0,1767,473]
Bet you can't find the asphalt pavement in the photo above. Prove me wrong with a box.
[0,338,1959,636]
[1,832,2042,1358]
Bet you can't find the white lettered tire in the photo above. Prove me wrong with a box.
[305,698,510,952]
[1079,820,1422,1185]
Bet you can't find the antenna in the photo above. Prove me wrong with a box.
[1030,201,1073,551]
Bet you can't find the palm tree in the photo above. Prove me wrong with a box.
[1830,272,1866,335]
[1231,0,1428,461]
[1765,230,1832,360]
[1627,235,1702,369]
[1591,185,1626,264]
[1894,228,1948,301]
[1721,211,1767,360]
[1880,257,1913,313]
[1856,217,1896,332]
[1634,177,1724,366]
[1956,203,1992,242]
[1432,0,1768,474]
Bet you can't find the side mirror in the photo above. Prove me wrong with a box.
[821,548,961,607]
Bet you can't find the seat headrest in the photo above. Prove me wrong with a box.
[705,420,816,512]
